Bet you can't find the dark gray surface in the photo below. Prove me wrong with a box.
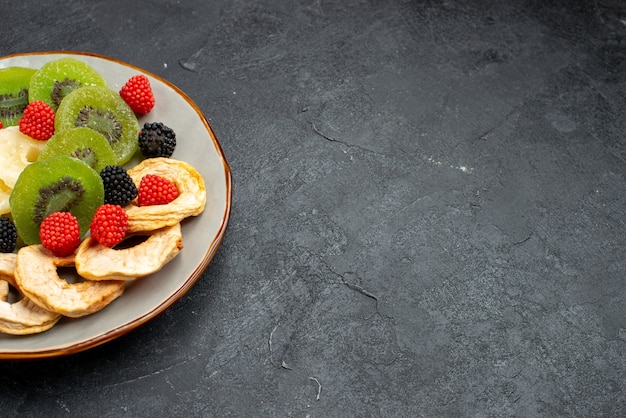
[1,0,625,416]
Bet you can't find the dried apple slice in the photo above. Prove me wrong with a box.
[0,253,61,335]
[75,223,183,281]
[14,245,125,318]
[125,158,206,232]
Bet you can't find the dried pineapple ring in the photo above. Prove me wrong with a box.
[125,157,206,233]
[75,223,184,281]
[0,126,47,215]
[14,245,126,318]
[0,253,61,335]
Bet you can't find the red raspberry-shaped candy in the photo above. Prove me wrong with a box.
[137,174,179,206]
[90,204,129,247]
[39,212,81,256]
[119,74,155,115]
[18,100,55,140]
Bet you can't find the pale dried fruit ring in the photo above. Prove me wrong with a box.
[0,252,17,288]
[14,245,126,318]
[0,288,62,335]
[0,280,8,301]
[125,157,206,233]
[0,253,61,335]
[75,223,184,281]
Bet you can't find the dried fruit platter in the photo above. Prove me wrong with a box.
[0,51,232,359]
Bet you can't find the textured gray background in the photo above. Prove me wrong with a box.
[1,0,625,416]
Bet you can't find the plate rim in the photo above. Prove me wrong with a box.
[0,50,232,360]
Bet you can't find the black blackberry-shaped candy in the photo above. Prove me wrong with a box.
[100,165,138,207]
[0,217,17,253]
[138,122,176,158]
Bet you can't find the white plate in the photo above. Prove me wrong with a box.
[0,51,232,359]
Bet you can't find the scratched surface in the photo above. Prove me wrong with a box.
[1,0,625,416]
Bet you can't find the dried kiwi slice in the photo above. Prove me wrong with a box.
[9,155,104,245]
[28,57,107,110]
[55,85,140,165]
[0,66,37,127]
[38,127,117,173]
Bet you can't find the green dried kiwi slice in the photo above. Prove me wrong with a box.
[38,127,117,173]
[28,57,107,110]
[0,67,37,127]
[55,85,139,165]
[9,155,104,245]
